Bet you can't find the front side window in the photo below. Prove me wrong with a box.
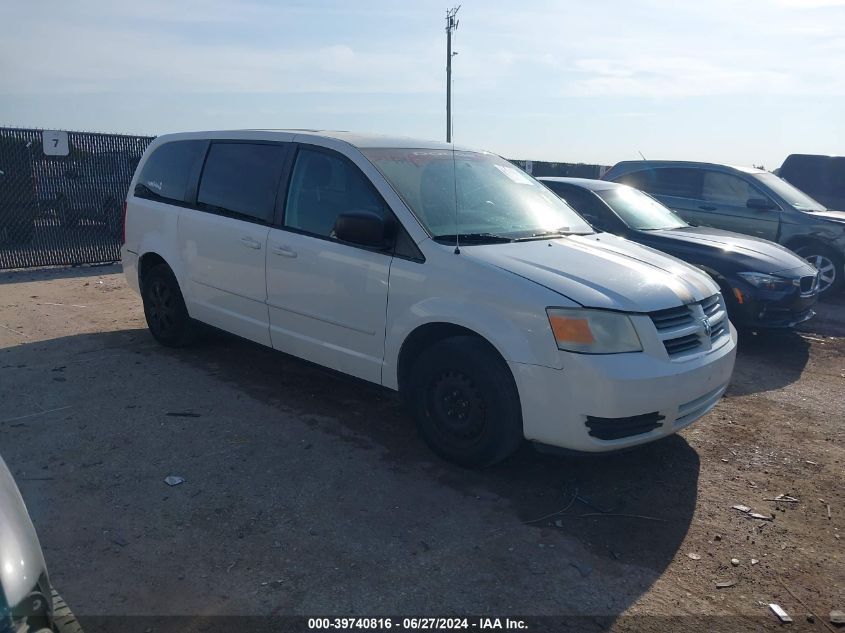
[701,171,763,207]
[197,142,287,223]
[595,186,688,230]
[135,140,206,204]
[284,148,387,238]
[362,148,592,239]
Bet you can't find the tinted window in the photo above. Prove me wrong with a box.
[701,171,761,206]
[551,186,614,229]
[197,142,287,223]
[618,168,702,199]
[135,140,206,204]
[285,148,387,238]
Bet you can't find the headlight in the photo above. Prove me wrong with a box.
[737,272,793,291]
[546,308,642,354]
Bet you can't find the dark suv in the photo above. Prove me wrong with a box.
[779,154,845,212]
[602,161,845,293]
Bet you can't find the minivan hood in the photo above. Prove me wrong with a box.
[637,226,812,275]
[466,233,718,312]
[0,456,48,609]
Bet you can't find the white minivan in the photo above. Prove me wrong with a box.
[122,130,737,466]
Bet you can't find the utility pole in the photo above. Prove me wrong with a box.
[446,5,460,143]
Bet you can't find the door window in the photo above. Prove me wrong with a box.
[135,140,207,204]
[284,148,387,238]
[701,171,760,207]
[618,168,702,199]
[197,142,287,223]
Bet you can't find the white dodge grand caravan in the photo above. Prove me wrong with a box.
[122,130,737,466]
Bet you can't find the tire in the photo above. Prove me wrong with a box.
[57,198,79,228]
[406,336,523,467]
[8,217,34,243]
[795,244,843,294]
[142,264,196,347]
[52,589,84,633]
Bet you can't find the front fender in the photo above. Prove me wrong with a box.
[382,256,568,390]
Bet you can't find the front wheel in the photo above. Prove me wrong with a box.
[796,244,843,294]
[142,264,196,347]
[406,336,523,467]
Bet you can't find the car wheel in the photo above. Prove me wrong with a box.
[796,244,843,294]
[142,264,196,347]
[52,589,84,633]
[57,198,79,228]
[7,216,34,243]
[407,336,523,467]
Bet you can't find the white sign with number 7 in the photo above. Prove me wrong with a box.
[43,130,69,156]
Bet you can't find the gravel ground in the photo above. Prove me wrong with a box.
[0,264,842,631]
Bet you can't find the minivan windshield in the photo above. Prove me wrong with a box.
[362,148,594,240]
[752,172,826,212]
[595,186,688,231]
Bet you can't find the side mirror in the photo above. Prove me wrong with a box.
[747,197,775,210]
[334,212,390,248]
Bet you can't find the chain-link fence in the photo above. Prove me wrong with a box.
[0,127,153,269]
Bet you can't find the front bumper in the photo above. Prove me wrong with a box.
[727,279,819,329]
[509,323,737,452]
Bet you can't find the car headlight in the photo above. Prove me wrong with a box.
[736,272,793,291]
[546,308,642,354]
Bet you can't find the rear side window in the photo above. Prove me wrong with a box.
[284,148,387,238]
[135,140,206,204]
[618,168,702,199]
[197,142,287,223]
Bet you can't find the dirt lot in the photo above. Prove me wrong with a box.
[0,264,843,631]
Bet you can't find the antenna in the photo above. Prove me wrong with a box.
[446,5,460,143]
[638,150,647,160]
[452,142,460,255]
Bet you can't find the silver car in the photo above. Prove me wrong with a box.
[1,455,80,633]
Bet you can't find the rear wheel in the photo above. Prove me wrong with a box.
[406,336,523,467]
[142,264,196,347]
[796,244,843,294]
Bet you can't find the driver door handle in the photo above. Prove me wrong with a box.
[271,244,298,258]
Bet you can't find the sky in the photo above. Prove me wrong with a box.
[1,0,843,169]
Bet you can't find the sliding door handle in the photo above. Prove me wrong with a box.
[271,244,298,258]
[240,236,262,249]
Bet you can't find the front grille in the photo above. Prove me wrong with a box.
[649,304,695,331]
[649,294,729,358]
[585,412,665,440]
[799,275,816,294]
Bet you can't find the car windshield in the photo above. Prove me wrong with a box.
[362,148,594,240]
[752,172,826,212]
[595,186,688,230]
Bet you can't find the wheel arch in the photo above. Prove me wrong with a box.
[395,322,512,397]
[137,251,170,292]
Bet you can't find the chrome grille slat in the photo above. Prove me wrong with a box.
[650,294,729,358]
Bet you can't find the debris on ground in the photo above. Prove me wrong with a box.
[831,610,845,625]
[751,559,759,565]
[166,412,202,418]
[731,558,740,566]
[164,475,185,486]
[769,604,793,624]
[766,494,799,503]
[569,561,592,578]
[732,504,752,513]
[687,553,702,560]
[715,580,737,588]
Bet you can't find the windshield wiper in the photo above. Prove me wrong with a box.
[514,228,589,241]
[431,233,514,244]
